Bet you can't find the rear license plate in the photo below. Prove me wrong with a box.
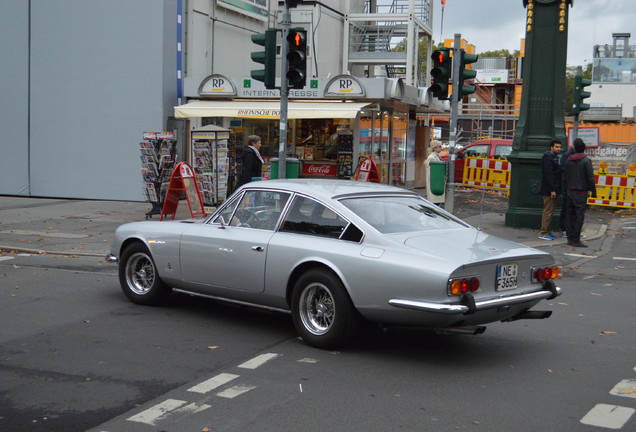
[496,264,518,291]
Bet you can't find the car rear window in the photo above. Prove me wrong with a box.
[340,196,467,234]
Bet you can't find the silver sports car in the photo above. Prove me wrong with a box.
[107,179,561,349]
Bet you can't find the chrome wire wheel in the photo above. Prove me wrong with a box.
[125,252,156,296]
[299,282,335,336]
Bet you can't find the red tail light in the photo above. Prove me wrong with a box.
[448,277,480,296]
[533,266,559,282]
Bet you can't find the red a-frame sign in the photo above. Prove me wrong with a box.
[354,157,380,183]
[160,162,206,220]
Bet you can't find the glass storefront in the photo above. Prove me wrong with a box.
[359,109,408,186]
[201,105,412,188]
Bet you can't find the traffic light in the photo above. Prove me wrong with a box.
[286,28,307,89]
[458,49,478,101]
[573,75,592,114]
[430,48,451,100]
[250,29,277,89]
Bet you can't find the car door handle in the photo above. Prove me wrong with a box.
[251,246,265,252]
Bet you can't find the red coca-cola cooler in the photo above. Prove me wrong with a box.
[301,161,338,177]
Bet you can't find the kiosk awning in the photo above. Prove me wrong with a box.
[174,100,371,119]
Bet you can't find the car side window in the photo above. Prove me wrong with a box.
[280,196,353,240]
[212,193,242,225]
[230,190,291,230]
[464,144,489,158]
[494,145,512,158]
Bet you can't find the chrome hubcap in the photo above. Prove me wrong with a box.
[300,283,335,335]
[126,252,155,295]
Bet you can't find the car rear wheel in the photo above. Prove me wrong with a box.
[291,269,360,349]
[119,242,170,305]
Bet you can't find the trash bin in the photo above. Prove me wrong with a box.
[429,161,446,196]
[270,157,299,179]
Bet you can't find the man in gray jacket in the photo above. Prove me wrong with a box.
[562,139,597,247]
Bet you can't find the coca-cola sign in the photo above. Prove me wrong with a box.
[302,162,337,177]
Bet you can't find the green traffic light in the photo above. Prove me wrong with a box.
[573,75,592,114]
[250,29,277,89]
[458,50,478,100]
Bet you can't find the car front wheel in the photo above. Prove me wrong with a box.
[119,242,171,305]
[291,269,360,349]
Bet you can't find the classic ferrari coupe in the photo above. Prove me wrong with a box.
[107,179,561,349]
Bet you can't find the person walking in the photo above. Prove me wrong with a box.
[236,135,264,188]
[425,140,446,207]
[563,139,596,247]
[558,139,576,237]
[538,139,563,240]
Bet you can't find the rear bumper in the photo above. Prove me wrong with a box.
[389,281,561,315]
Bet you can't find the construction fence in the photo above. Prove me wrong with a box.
[461,156,636,209]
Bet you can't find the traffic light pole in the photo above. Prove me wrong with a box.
[445,34,462,213]
[572,66,582,143]
[278,8,291,178]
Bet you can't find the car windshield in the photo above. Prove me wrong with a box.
[340,195,468,234]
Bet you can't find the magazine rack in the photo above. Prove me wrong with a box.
[139,131,178,219]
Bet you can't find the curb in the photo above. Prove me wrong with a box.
[0,245,108,258]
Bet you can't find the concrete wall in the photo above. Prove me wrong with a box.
[0,0,178,200]
[0,2,30,195]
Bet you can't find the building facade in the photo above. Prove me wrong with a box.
[1,0,436,201]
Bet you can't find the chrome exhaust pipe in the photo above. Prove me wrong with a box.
[504,310,553,322]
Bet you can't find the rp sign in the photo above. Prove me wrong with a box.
[324,74,365,97]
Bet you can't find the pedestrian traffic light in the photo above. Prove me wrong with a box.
[430,48,451,100]
[573,75,592,114]
[251,28,277,89]
[458,49,478,101]
[287,28,307,89]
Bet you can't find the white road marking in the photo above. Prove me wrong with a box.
[610,379,636,399]
[622,226,636,230]
[0,256,15,262]
[612,256,636,261]
[127,399,187,425]
[564,253,597,258]
[297,358,319,363]
[171,402,211,415]
[0,229,88,238]
[580,404,635,429]
[187,373,239,394]
[217,384,256,399]
[238,353,279,369]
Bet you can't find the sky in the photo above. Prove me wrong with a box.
[432,0,636,67]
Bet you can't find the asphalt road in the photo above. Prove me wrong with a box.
[1,246,634,432]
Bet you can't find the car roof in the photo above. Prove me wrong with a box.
[465,139,512,147]
[240,178,417,201]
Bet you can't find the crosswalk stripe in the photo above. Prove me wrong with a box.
[188,373,239,394]
[127,399,187,425]
[238,353,279,369]
[217,384,256,399]
[580,404,635,429]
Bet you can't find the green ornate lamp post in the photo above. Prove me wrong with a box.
[505,0,573,228]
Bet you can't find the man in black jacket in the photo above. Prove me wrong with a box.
[562,139,597,247]
[538,139,563,240]
[558,139,577,237]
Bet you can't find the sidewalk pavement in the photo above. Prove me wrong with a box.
[0,195,608,258]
